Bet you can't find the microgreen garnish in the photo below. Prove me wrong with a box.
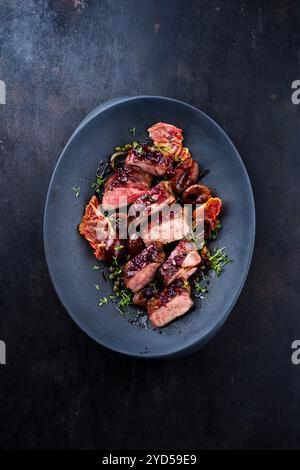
[109,265,123,280]
[149,281,159,292]
[211,221,222,240]
[95,284,100,290]
[71,186,80,197]
[183,280,190,290]
[98,297,108,306]
[90,176,106,194]
[114,244,124,252]
[117,288,133,312]
[194,281,208,294]
[107,257,134,313]
[132,141,143,154]
[92,265,100,270]
[209,247,231,276]
[129,127,136,136]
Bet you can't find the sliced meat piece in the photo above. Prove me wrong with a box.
[128,181,175,220]
[124,242,165,293]
[102,167,152,210]
[79,195,112,260]
[193,197,222,230]
[133,283,160,308]
[148,122,183,156]
[148,278,193,327]
[126,237,145,258]
[126,144,173,176]
[159,239,201,286]
[142,203,190,244]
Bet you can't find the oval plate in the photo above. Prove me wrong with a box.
[44,96,255,358]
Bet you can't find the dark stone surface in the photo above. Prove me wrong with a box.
[0,0,299,449]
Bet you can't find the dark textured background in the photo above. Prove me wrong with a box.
[0,0,300,449]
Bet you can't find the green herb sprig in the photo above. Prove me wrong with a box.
[194,281,208,294]
[209,247,231,276]
[71,186,80,197]
[90,176,106,194]
[99,297,108,306]
[211,221,222,240]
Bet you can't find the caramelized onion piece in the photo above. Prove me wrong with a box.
[110,151,128,172]
[182,184,212,205]
[170,158,199,194]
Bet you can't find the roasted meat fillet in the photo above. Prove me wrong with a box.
[147,278,193,327]
[79,195,111,260]
[128,181,175,220]
[159,239,201,286]
[124,243,165,293]
[142,203,190,244]
[148,122,183,156]
[102,167,152,210]
[126,144,173,176]
[132,284,160,308]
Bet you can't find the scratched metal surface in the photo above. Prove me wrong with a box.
[0,0,300,449]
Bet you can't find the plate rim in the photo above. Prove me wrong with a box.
[43,95,256,358]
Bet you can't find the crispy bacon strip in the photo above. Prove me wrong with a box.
[193,197,222,231]
[79,195,111,260]
[148,122,183,156]
[204,197,222,228]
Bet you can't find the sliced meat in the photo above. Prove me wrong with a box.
[124,243,165,293]
[148,122,183,156]
[126,144,173,176]
[142,203,190,244]
[159,239,201,286]
[102,167,152,210]
[128,181,175,220]
[133,283,160,308]
[126,237,145,258]
[79,195,112,260]
[148,278,193,327]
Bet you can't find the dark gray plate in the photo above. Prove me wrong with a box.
[44,96,255,358]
